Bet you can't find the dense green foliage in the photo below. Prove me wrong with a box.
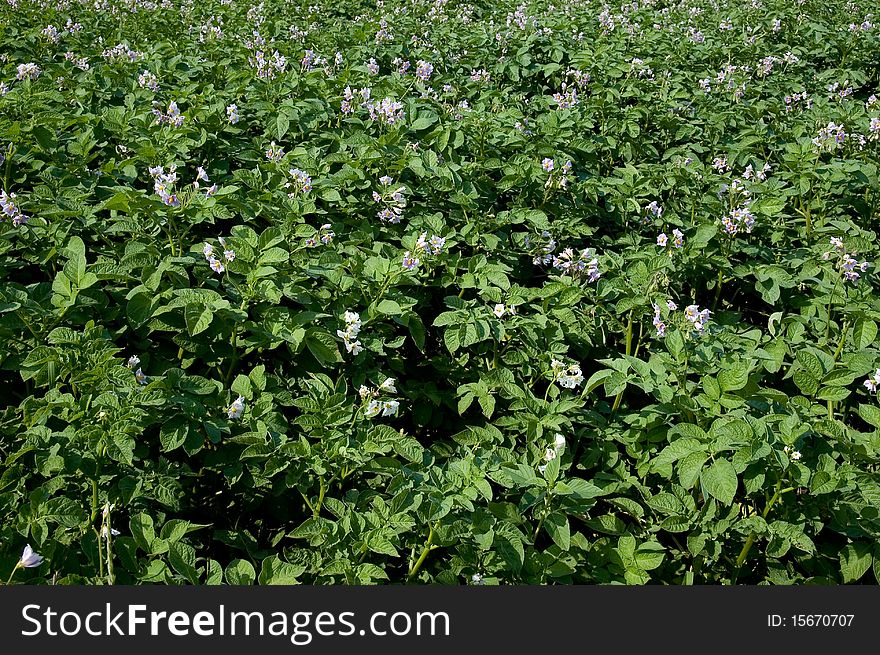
[2,0,880,585]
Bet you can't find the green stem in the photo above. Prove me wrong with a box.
[313,477,327,518]
[407,524,435,582]
[299,489,315,514]
[825,274,842,342]
[831,320,849,362]
[105,516,115,585]
[4,563,21,586]
[612,311,634,412]
[731,481,795,582]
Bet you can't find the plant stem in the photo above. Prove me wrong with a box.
[731,481,795,583]
[407,524,435,582]
[612,310,634,412]
[4,563,20,586]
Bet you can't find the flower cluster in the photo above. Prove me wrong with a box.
[415,232,446,256]
[192,166,217,196]
[374,176,407,223]
[784,91,811,113]
[338,311,363,356]
[550,359,584,389]
[305,224,334,247]
[552,83,578,109]
[360,378,400,418]
[541,158,573,189]
[823,237,870,283]
[16,63,40,81]
[102,43,142,62]
[652,303,667,336]
[538,433,566,473]
[742,162,771,181]
[366,57,379,75]
[42,25,60,43]
[128,355,147,386]
[644,200,663,222]
[1,189,28,226]
[721,206,756,235]
[252,50,287,79]
[365,97,405,125]
[684,304,711,333]
[656,229,684,249]
[153,100,185,128]
[265,142,285,162]
[491,302,517,319]
[470,69,490,82]
[227,104,240,124]
[812,122,846,151]
[341,86,371,114]
[537,245,601,282]
[870,117,880,140]
[63,51,90,71]
[415,60,434,81]
[138,70,159,91]
[286,168,313,196]
[149,165,181,207]
[202,238,235,274]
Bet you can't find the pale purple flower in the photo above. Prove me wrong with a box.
[402,251,420,271]
[18,545,43,568]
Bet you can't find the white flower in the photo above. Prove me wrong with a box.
[134,368,148,385]
[364,400,382,418]
[227,395,245,419]
[18,544,43,568]
[493,303,506,318]
[359,385,371,399]
[538,434,566,473]
[379,378,397,394]
[381,400,400,416]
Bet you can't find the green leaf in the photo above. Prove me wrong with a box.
[859,404,880,428]
[169,542,200,584]
[853,318,877,350]
[796,350,824,380]
[678,451,709,489]
[305,329,343,365]
[793,370,819,396]
[129,513,155,553]
[544,512,571,551]
[652,438,706,470]
[411,114,438,131]
[839,543,872,583]
[700,459,738,505]
[225,559,257,585]
[160,417,189,452]
[259,555,305,585]
[185,304,213,336]
[276,113,290,141]
[718,362,750,392]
